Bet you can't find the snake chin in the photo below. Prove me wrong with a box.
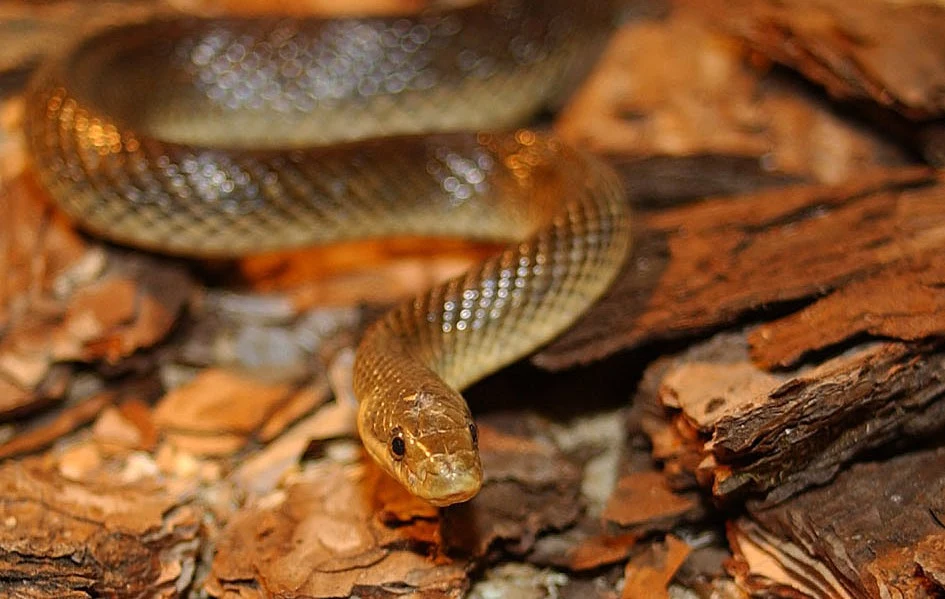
[410,450,482,507]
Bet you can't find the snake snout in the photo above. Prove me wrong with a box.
[414,451,482,507]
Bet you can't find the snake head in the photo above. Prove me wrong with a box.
[359,388,483,507]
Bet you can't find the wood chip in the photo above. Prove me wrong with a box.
[621,535,692,599]
[232,398,357,497]
[57,440,104,481]
[568,532,639,571]
[0,392,112,460]
[91,406,143,451]
[0,375,38,416]
[116,398,158,451]
[441,421,584,558]
[154,369,297,454]
[602,470,698,531]
[257,377,332,442]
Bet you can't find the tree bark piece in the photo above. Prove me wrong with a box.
[641,331,945,503]
[556,5,907,188]
[686,0,945,120]
[749,248,945,369]
[537,168,941,369]
[728,447,945,598]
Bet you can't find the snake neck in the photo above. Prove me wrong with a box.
[350,140,630,505]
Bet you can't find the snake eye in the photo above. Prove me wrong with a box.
[469,423,479,447]
[389,429,406,460]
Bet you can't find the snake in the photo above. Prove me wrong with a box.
[24,0,631,506]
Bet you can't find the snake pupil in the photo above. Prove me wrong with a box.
[390,434,406,459]
[469,423,479,447]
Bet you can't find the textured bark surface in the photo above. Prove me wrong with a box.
[729,448,945,598]
[0,461,201,598]
[639,332,945,503]
[538,168,942,369]
[749,248,945,369]
[685,0,945,120]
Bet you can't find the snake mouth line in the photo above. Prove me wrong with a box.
[416,481,483,507]
[409,450,483,506]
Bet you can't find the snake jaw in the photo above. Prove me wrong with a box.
[410,450,483,507]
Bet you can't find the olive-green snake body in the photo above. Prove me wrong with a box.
[25,0,631,505]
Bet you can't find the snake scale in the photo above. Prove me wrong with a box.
[24,0,631,505]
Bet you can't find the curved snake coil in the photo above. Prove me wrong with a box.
[24,0,631,505]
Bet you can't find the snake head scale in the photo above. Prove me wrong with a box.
[357,386,482,506]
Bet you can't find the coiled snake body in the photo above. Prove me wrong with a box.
[25,0,631,505]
